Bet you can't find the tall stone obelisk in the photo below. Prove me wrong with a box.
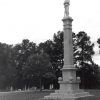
[44,0,91,100]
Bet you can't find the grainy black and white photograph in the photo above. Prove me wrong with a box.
[0,0,100,100]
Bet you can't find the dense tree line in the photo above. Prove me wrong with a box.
[0,31,100,91]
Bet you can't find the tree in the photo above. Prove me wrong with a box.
[0,43,14,90]
[12,39,36,89]
[10,39,54,90]
[53,31,64,69]
[22,50,52,90]
[75,31,95,88]
[38,32,64,89]
[39,31,64,71]
[38,40,55,69]
[75,31,94,66]
[97,37,100,53]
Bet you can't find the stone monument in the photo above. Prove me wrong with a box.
[44,0,92,100]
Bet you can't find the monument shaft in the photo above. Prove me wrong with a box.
[63,17,73,66]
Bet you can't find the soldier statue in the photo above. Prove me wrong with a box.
[64,0,70,17]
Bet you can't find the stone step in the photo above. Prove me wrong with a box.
[44,91,92,100]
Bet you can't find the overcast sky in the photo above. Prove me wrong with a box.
[0,0,100,44]
[0,0,100,64]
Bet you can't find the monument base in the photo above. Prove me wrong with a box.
[43,89,92,100]
[42,68,92,100]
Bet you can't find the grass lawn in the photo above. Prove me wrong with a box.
[77,90,100,100]
[0,90,100,100]
[0,90,53,100]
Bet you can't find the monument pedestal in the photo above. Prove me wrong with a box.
[44,67,91,100]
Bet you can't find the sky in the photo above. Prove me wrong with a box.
[0,0,100,65]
